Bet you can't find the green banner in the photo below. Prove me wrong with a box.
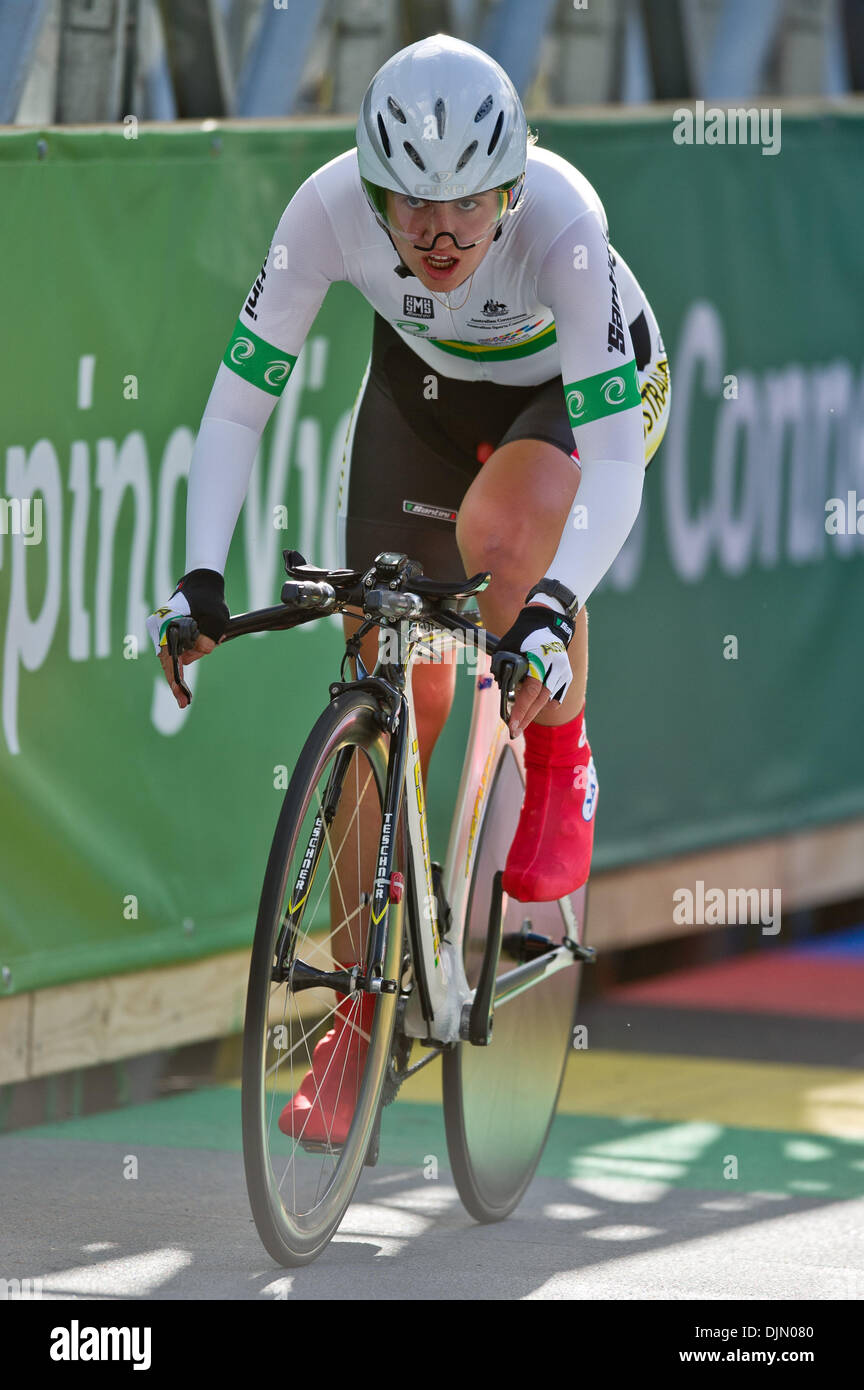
[1,108,863,993]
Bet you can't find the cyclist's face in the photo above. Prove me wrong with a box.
[384,190,501,288]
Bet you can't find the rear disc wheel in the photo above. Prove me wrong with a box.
[442,739,586,1221]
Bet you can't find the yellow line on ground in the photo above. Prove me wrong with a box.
[557,1051,864,1138]
[394,1050,864,1138]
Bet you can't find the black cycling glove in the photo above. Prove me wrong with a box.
[146,569,229,655]
[168,569,230,642]
[495,605,575,703]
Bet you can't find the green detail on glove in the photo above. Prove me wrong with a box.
[563,360,640,426]
[223,320,297,396]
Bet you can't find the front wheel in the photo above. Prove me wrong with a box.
[442,738,587,1222]
[241,691,406,1266]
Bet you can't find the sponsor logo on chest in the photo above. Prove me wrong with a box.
[465,305,533,333]
[403,294,435,319]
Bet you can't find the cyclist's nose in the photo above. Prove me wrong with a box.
[424,204,458,244]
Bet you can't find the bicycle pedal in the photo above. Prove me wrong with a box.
[297,1138,344,1156]
[500,926,556,963]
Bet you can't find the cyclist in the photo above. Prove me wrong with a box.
[147,35,670,1145]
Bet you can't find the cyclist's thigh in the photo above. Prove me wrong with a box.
[454,379,581,555]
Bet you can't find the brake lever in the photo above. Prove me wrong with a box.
[166,617,199,704]
[490,651,529,724]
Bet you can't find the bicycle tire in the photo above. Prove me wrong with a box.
[242,689,406,1266]
[442,738,586,1222]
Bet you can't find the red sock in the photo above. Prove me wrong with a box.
[524,707,588,767]
[502,706,598,903]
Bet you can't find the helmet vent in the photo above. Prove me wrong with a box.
[387,96,407,123]
[434,97,446,138]
[474,94,493,122]
[376,112,392,158]
[402,141,426,171]
[487,110,504,155]
[455,140,477,172]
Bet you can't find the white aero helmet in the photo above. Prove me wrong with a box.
[356,34,528,250]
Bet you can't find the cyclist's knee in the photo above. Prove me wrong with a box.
[458,534,522,611]
[456,531,535,614]
[456,502,524,576]
[456,440,578,584]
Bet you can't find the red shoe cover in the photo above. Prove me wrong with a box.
[278,962,377,1146]
[502,706,598,902]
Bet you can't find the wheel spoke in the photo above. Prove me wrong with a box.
[303,763,375,956]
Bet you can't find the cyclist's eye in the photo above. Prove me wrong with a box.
[403,196,426,209]
[457,199,479,211]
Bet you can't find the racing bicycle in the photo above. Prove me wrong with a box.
[165,548,595,1267]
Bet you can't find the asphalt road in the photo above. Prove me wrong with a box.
[2,1034,862,1301]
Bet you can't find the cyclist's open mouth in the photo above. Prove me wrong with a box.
[422,252,460,280]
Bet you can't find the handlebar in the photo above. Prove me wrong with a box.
[280,579,336,609]
[161,552,532,721]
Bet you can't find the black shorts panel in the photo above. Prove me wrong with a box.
[342,315,575,581]
[497,375,576,456]
[343,373,476,581]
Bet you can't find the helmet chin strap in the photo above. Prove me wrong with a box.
[385,228,417,278]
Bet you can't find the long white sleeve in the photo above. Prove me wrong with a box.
[184,174,345,576]
[544,456,644,608]
[185,415,265,574]
[535,209,646,608]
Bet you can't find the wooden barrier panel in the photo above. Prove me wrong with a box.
[0,994,30,1084]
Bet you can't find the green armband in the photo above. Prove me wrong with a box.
[223,320,297,396]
